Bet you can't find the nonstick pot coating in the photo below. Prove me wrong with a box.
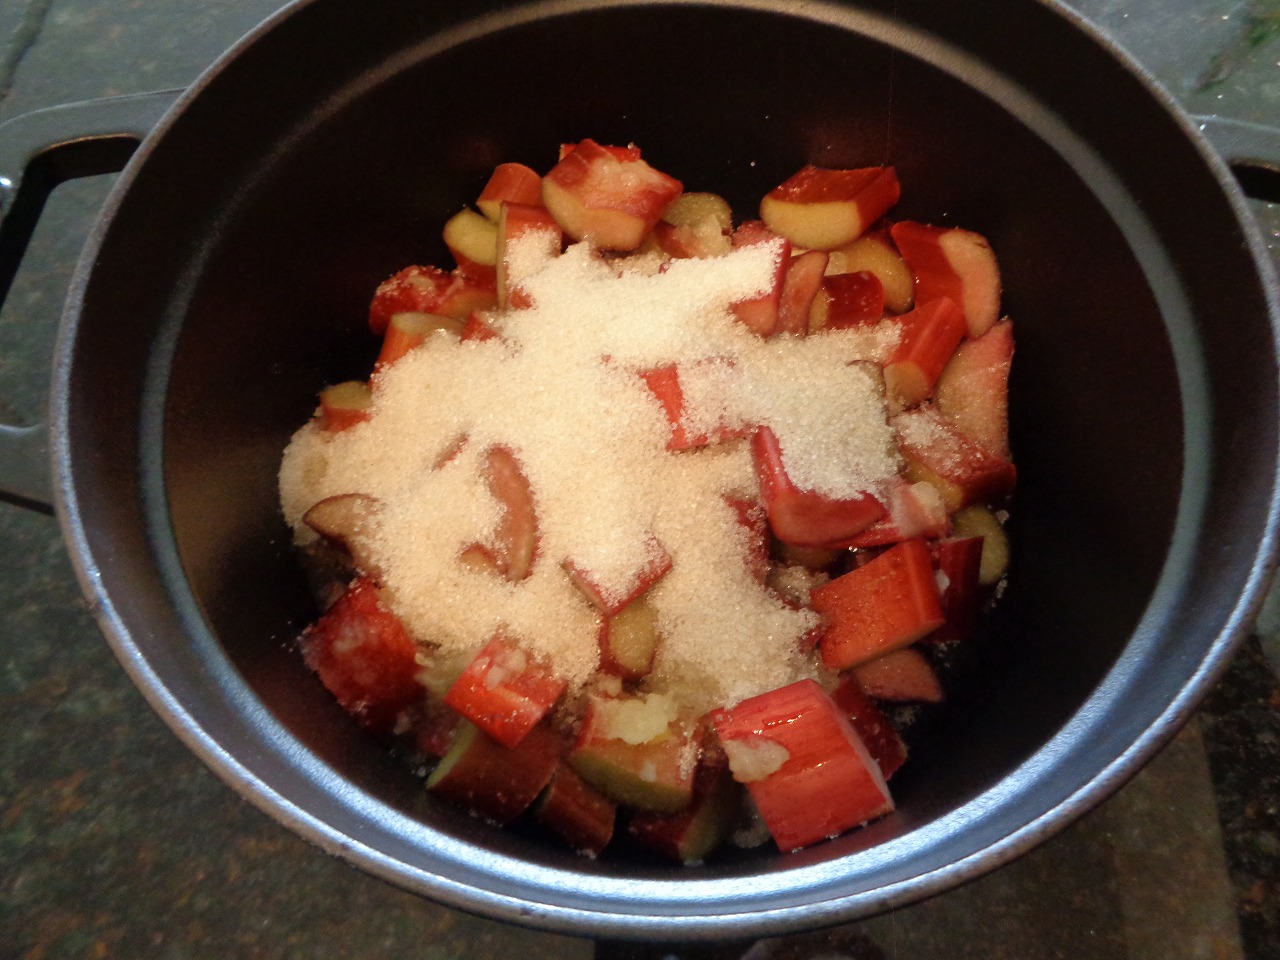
[52,0,1279,936]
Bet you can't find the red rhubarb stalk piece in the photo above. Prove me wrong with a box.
[776,249,830,335]
[853,647,944,703]
[375,311,463,371]
[830,480,949,549]
[883,296,967,408]
[892,406,1017,512]
[629,752,743,863]
[564,534,673,616]
[442,634,566,748]
[811,538,945,670]
[728,221,790,337]
[534,764,617,857]
[317,381,372,433]
[890,221,1002,338]
[760,165,901,250]
[541,138,683,251]
[299,577,424,734]
[597,595,662,679]
[820,270,885,329]
[710,678,893,851]
[829,675,908,779]
[935,318,1014,458]
[368,264,496,335]
[637,362,750,451]
[478,445,539,581]
[497,201,563,310]
[926,535,985,645]
[426,720,561,824]
[477,162,545,221]
[751,425,886,548]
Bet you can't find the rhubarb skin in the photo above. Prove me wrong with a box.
[711,679,893,851]
[853,647,944,703]
[299,577,424,735]
[368,264,496,335]
[426,720,561,825]
[819,270,885,329]
[443,634,566,748]
[760,165,901,250]
[811,538,945,670]
[477,162,545,221]
[829,675,908,779]
[893,406,1017,512]
[534,764,617,857]
[563,534,673,617]
[890,221,1001,338]
[935,318,1014,459]
[883,296,968,408]
[752,425,886,548]
[638,363,751,451]
[927,535,985,645]
[728,221,790,337]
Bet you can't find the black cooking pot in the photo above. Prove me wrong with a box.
[1,0,1278,940]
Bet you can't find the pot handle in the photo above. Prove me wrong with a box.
[0,89,179,512]
[1194,114,1280,203]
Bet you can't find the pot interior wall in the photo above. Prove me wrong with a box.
[59,0,1276,925]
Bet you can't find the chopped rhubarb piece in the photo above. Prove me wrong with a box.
[302,493,383,579]
[777,249,829,335]
[375,311,463,370]
[569,694,698,812]
[598,595,662,679]
[638,362,750,451]
[317,380,372,432]
[368,264,496,335]
[726,495,770,583]
[711,678,893,851]
[442,207,499,284]
[811,538,945,670]
[443,634,566,748]
[829,675,908,779]
[497,201,563,309]
[541,138,683,251]
[818,270,885,329]
[479,445,539,581]
[833,480,949,549]
[951,505,1011,586]
[426,719,561,824]
[459,310,500,342]
[653,191,733,259]
[759,165,901,250]
[564,534,673,616]
[853,647,944,703]
[890,221,1002,338]
[892,406,1017,511]
[409,700,462,759]
[751,425,886,548]
[299,577,423,734]
[629,753,743,863]
[936,318,1014,458]
[828,230,914,313]
[927,535,984,645]
[477,162,545,221]
[728,221,790,337]
[534,764,617,857]
[883,297,967,408]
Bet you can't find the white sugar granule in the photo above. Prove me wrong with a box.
[280,236,901,704]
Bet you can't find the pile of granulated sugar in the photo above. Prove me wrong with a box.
[279,235,902,712]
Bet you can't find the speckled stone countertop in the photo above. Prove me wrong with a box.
[1,2,1277,958]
